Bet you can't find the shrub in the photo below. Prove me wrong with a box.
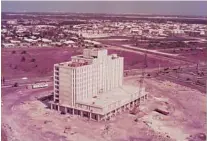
[12,50,16,54]
[14,65,17,69]
[31,58,36,62]
[21,50,27,54]
[13,82,18,87]
[2,77,5,83]
[21,56,26,62]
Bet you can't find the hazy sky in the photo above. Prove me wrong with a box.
[2,1,207,16]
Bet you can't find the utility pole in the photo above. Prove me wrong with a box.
[158,64,161,72]
[144,53,148,68]
[196,62,199,73]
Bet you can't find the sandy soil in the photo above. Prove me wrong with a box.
[2,76,206,141]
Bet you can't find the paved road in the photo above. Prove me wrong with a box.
[2,64,201,89]
[102,42,195,64]
[2,76,53,88]
[2,80,53,89]
[122,44,179,57]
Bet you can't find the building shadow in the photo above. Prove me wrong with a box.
[37,94,53,109]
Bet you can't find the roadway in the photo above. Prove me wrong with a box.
[2,76,53,89]
[101,41,197,64]
[1,44,203,89]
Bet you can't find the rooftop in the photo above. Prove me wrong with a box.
[76,84,146,109]
[57,61,89,68]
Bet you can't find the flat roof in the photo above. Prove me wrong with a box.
[72,55,94,60]
[57,61,89,68]
[76,84,146,108]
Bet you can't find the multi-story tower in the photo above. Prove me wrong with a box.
[51,48,147,121]
[54,48,123,106]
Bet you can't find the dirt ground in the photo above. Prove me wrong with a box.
[108,49,185,70]
[1,129,8,141]
[1,46,206,141]
[157,48,207,63]
[98,38,207,65]
[2,76,206,141]
[1,47,81,79]
[2,46,187,80]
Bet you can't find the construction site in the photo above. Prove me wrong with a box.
[2,43,206,141]
[50,48,148,121]
[1,11,207,141]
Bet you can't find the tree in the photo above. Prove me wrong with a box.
[21,50,27,54]
[31,58,36,62]
[11,50,16,54]
[13,82,18,87]
[2,77,5,84]
[14,65,17,69]
[21,56,26,62]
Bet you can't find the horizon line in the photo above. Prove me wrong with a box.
[2,11,207,18]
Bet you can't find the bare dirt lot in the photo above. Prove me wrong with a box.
[97,38,207,65]
[2,47,81,79]
[2,46,186,80]
[2,76,206,141]
[161,48,207,63]
[108,49,185,70]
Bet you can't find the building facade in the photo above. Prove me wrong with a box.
[51,48,147,121]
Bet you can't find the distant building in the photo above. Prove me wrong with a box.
[2,43,15,48]
[6,20,17,25]
[42,38,52,43]
[130,28,142,35]
[200,30,206,36]
[50,48,147,121]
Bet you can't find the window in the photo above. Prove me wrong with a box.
[55,67,59,71]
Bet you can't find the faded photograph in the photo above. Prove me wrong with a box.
[1,1,207,141]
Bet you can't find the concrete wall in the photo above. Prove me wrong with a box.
[76,103,103,114]
[75,65,93,101]
[54,48,124,109]
[58,67,74,106]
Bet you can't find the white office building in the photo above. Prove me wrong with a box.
[50,48,147,121]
